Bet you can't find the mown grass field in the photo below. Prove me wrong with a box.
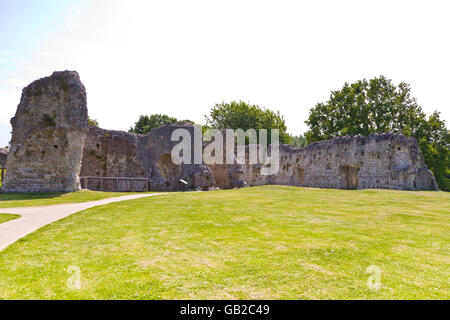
[0,186,448,299]
[0,213,20,224]
[0,190,146,208]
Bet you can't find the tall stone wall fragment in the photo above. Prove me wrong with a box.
[2,71,88,192]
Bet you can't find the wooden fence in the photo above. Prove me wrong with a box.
[80,176,149,192]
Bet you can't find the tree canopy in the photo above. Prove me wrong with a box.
[305,76,449,191]
[129,114,178,135]
[205,101,291,144]
[289,135,307,148]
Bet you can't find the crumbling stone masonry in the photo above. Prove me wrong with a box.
[78,127,438,191]
[1,71,439,192]
[80,124,214,191]
[238,134,438,190]
[0,148,8,168]
[2,71,88,192]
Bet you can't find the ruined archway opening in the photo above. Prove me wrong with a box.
[296,167,305,185]
[339,165,359,190]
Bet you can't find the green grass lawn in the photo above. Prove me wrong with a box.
[0,190,146,208]
[0,213,20,224]
[0,186,448,299]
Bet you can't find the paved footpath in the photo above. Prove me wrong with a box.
[0,193,163,251]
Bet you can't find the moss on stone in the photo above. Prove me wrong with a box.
[42,114,56,127]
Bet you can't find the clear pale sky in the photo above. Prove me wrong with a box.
[0,0,449,147]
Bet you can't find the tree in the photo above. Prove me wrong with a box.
[289,135,307,148]
[416,111,450,191]
[305,76,449,191]
[129,114,178,135]
[205,101,291,144]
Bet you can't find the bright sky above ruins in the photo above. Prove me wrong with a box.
[0,0,449,147]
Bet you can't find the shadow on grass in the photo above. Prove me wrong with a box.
[0,192,68,201]
[0,213,21,224]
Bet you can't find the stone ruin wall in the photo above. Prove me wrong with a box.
[1,70,439,192]
[80,124,215,191]
[79,126,147,191]
[240,133,438,190]
[2,71,88,193]
[0,148,7,168]
[78,125,438,191]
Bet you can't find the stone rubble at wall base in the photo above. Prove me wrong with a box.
[1,71,439,193]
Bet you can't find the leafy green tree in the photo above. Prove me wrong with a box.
[205,101,291,144]
[129,114,178,135]
[289,135,307,148]
[305,76,449,190]
[416,111,450,190]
